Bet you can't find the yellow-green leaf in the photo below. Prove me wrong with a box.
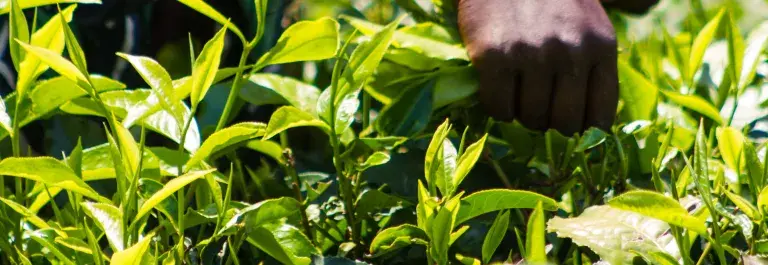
[660,90,724,124]
[0,157,109,203]
[110,232,155,265]
[688,8,725,84]
[255,17,340,67]
[190,25,227,109]
[134,169,216,222]
[607,190,707,234]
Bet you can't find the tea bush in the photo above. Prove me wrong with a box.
[0,0,767,264]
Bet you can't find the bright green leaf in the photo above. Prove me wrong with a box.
[607,190,707,234]
[256,17,339,67]
[716,126,745,172]
[239,73,321,115]
[176,0,244,41]
[81,202,124,251]
[688,8,725,84]
[0,157,108,203]
[482,210,509,264]
[456,189,557,225]
[189,25,226,109]
[526,202,547,264]
[134,169,216,222]
[263,106,330,140]
[186,122,266,168]
[660,90,723,124]
[110,232,155,265]
[618,59,658,121]
[8,0,29,71]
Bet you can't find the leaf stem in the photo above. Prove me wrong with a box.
[175,106,196,261]
[215,43,253,132]
[282,149,314,242]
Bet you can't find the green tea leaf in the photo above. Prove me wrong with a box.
[246,223,318,265]
[688,8,725,84]
[134,169,216,222]
[176,0,244,41]
[618,59,658,121]
[547,205,680,264]
[0,157,108,203]
[744,142,764,191]
[16,5,76,98]
[716,127,745,172]
[263,106,330,140]
[244,140,285,164]
[245,198,302,227]
[452,134,487,193]
[357,152,391,172]
[189,25,226,109]
[725,11,744,89]
[431,195,461,265]
[739,21,768,90]
[8,0,29,71]
[370,224,428,256]
[607,190,707,234]
[456,189,557,225]
[0,197,51,231]
[317,87,360,134]
[725,191,761,221]
[17,40,90,92]
[0,0,99,13]
[526,202,547,263]
[482,210,509,264]
[574,128,608,153]
[110,231,154,265]
[256,17,339,67]
[0,97,12,136]
[137,178,178,225]
[27,229,75,265]
[343,16,468,61]
[375,79,433,137]
[660,90,723,124]
[425,119,451,191]
[81,202,124,251]
[186,122,266,168]
[239,74,321,115]
[57,4,88,76]
[355,189,411,216]
[116,53,185,129]
[433,67,477,109]
[61,89,200,152]
[455,253,481,265]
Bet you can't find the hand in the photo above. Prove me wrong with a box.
[458,0,619,135]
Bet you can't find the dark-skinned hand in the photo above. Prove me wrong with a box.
[457,0,658,135]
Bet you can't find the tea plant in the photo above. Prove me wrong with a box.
[0,0,768,265]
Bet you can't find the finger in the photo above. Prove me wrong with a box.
[549,63,589,136]
[474,48,518,121]
[584,61,619,132]
[516,50,553,131]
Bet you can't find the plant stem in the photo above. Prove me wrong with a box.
[362,91,371,129]
[215,44,253,132]
[176,106,196,261]
[283,149,314,242]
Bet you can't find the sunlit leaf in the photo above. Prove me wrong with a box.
[246,223,318,265]
[688,8,725,84]
[256,17,339,67]
[8,0,29,71]
[451,134,487,194]
[526,202,547,263]
[15,4,76,97]
[369,224,428,256]
[176,0,244,41]
[343,16,468,61]
[189,25,227,109]
[116,53,185,130]
[263,106,330,140]
[110,232,155,265]
[17,40,90,92]
[660,90,723,124]
[81,202,124,251]
[186,122,266,168]
[547,205,680,264]
[134,169,216,222]
[0,157,108,203]
[0,0,99,13]
[618,59,658,121]
[716,127,745,172]
[455,189,557,225]
[607,190,707,235]
[240,74,321,115]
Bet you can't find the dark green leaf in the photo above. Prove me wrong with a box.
[369,224,428,256]
[482,210,509,264]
